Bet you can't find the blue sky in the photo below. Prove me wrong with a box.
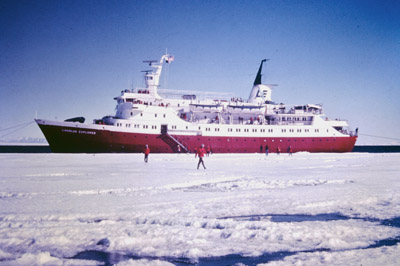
[1,0,399,144]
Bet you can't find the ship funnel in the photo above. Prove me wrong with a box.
[253,59,268,85]
[248,59,272,104]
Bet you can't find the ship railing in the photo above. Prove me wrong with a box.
[168,129,202,136]
[266,121,313,126]
[271,109,323,115]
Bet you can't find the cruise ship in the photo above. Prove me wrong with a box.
[36,53,357,153]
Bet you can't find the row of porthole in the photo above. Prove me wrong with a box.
[116,121,328,135]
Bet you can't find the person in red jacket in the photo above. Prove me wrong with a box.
[143,144,150,163]
[206,145,211,156]
[196,144,206,169]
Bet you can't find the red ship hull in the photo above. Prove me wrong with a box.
[38,122,357,153]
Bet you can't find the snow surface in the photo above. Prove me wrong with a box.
[0,152,400,265]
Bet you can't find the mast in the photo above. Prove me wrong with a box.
[142,54,174,98]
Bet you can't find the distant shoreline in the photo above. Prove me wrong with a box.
[1,145,400,153]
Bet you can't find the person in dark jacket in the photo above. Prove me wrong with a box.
[287,145,293,156]
[196,144,206,169]
[143,144,150,163]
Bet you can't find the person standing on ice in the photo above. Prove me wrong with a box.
[206,145,211,156]
[196,144,207,169]
[143,144,150,163]
[287,145,293,156]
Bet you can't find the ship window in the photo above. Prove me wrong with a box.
[282,129,286,133]
[131,112,133,116]
[315,129,319,133]
[297,129,301,132]
[199,126,201,130]
[163,114,166,118]
[155,114,157,117]
[140,113,143,116]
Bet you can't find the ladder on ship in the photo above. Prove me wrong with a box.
[159,125,190,153]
